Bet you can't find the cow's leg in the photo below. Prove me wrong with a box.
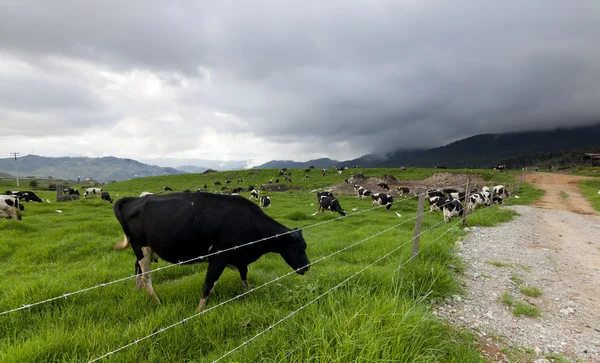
[131,244,144,289]
[238,265,249,291]
[140,247,160,304]
[197,257,228,310]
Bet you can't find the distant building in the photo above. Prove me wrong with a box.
[581,153,600,166]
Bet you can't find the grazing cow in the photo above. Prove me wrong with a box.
[493,164,506,172]
[308,165,315,169]
[163,186,173,192]
[304,169,311,173]
[248,185,255,192]
[467,193,486,213]
[427,189,445,198]
[316,191,334,201]
[275,179,280,183]
[493,185,509,197]
[492,196,503,204]
[237,178,244,184]
[372,193,394,210]
[250,189,259,199]
[0,195,21,220]
[203,184,208,189]
[101,191,114,203]
[15,191,43,203]
[231,187,243,194]
[214,181,222,186]
[140,192,153,197]
[442,200,463,222]
[278,170,285,176]
[337,168,344,175]
[481,186,490,193]
[305,175,310,180]
[321,169,327,176]
[397,187,410,197]
[442,188,458,195]
[354,186,372,199]
[221,186,229,191]
[318,196,345,216]
[377,183,390,191]
[428,196,452,212]
[84,187,103,199]
[269,179,273,184]
[112,193,309,309]
[1,193,23,211]
[260,196,271,208]
[225,179,232,184]
[182,189,191,193]
[448,191,467,203]
[63,188,81,196]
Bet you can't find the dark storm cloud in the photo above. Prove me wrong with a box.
[1,0,599,157]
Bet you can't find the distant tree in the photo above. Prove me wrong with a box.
[28,179,39,188]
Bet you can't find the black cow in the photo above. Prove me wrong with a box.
[275,179,280,183]
[304,169,311,173]
[214,181,222,186]
[221,186,229,191]
[308,165,315,169]
[316,191,333,201]
[377,183,390,191]
[203,184,208,189]
[101,191,114,203]
[163,186,173,192]
[260,196,271,208]
[372,193,394,210]
[231,187,243,194]
[16,191,43,203]
[112,193,309,309]
[318,196,345,216]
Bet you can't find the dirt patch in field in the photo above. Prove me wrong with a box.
[526,172,598,215]
[331,172,487,196]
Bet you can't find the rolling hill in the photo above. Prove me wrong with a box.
[0,155,185,182]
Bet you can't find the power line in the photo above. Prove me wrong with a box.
[9,152,19,187]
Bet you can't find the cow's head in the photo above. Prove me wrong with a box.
[280,228,309,275]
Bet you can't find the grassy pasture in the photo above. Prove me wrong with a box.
[0,168,533,362]
[579,179,600,212]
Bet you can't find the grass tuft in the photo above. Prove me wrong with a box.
[486,260,512,268]
[512,301,541,317]
[520,286,543,297]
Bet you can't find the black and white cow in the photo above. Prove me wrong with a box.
[493,185,509,198]
[163,186,173,192]
[397,187,410,197]
[427,189,445,198]
[231,187,243,194]
[15,191,43,203]
[442,188,458,195]
[493,164,506,172]
[316,191,334,201]
[250,189,259,199]
[63,188,81,196]
[467,193,486,213]
[492,196,504,204]
[304,169,311,173]
[260,196,271,208]
[355,186,372,199]
[321,169,327,176]
[428,196,452,212]
[225,179,232,184]
[83,187,103,199]
[214,181,222,186]
[101,191,114,203]
[377,183,390,191]
[442,200,463,222]
[112,193,309,309]
[237,178,244,184]
[0,195,22,220]
[182,189,191,193]
[372,193,394,210]
[318,196,346,216]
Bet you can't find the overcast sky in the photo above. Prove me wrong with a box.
[1,1,599,166]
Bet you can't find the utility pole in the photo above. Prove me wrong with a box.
[10,152,20,187]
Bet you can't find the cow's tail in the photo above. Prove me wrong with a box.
[112,198,132,251]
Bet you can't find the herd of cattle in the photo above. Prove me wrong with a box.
[0,187,116,220]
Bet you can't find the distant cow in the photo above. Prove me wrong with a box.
[163,186,173,192]
[250,189,259,199]
[225,179,232,184]
[377,183,390,191]
[203,184,208,189]
[321,169,327,176]
[260,196,271,208]
[0,195,21,220]
[84,188,103,198]
[493,185,509,197]
[63,188,81,196]
[354,186,372,199]
[182,189,191,193]
[372,193,394,210]
[112,192,309,309]
[493,164,506,172]
[397,187,410,197]
[231,187,243,194]
[318,196,345,216]
[428,196,452,213]
[214,181,222,186]
[237,178,244,184]
[15,191,43,203]
[101,191,114,203]
[426,189,445,198]
[304,169,311,173]
[308,165,315,169]
[275,179,280,183]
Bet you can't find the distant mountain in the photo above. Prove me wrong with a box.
[256,124,600,169]
[254,158,341,169]
[141,158,252,171]
[176,165,209,173]
[0,155,185,182]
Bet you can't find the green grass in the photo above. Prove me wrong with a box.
[500,291,514,306]
[512,301,542,318]
[579,179,600,212]
[560,191,568,199]
[520,286,543,297]
[510,274,524,286]
[503,181,545,206]
[0,167,533,362]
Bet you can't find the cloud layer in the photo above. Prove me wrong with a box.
[1,1,599,165]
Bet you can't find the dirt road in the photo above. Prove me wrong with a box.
[438,172,600,361]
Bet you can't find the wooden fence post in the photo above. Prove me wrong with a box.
[56,184,63,201]
[462,178,470,228]
[411,190,425,257]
